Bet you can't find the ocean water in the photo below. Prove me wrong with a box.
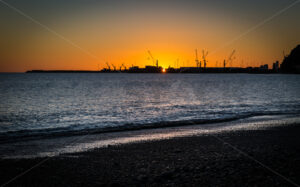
[0,73,300,142]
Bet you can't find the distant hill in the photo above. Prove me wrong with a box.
[281,45,300,73]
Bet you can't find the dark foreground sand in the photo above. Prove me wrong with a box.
[1,124,300,187]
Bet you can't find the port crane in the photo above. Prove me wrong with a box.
[106,62,111,71]
[111,64,116,71]
[227,50,236,67]
[195,49,201,68]
[224,50,236,68]
[202,50,208,69]
[148,50,158,67]
[121,63,126,71]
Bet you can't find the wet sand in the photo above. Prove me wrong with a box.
[1,124,300,186]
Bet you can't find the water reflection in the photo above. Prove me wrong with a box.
[2,115,298,159]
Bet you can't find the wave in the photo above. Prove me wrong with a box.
[0,111,300,143]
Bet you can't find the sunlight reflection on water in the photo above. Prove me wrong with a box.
[3,115,297,159]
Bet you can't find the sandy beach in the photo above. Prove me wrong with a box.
[1,123,300,186]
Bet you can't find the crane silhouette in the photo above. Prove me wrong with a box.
[195,49,201,68]
[147,50,158,67]
[202,50,208,69]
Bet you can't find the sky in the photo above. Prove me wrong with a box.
[0,0,299,72]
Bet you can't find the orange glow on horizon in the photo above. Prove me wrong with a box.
[0,0,298,72]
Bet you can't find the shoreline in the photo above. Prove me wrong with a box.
[2,112,295,143]
[1,114,299,159]
[1,123,300,186]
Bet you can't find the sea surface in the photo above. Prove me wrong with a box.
[0,73,300,142]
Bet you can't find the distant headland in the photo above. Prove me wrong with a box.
[27,45,300,74]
